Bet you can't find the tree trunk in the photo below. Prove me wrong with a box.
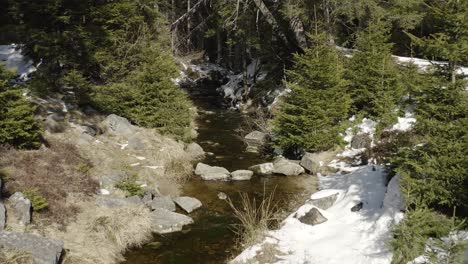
[289,16,307,49]
[216,29,222,64]
[187,0,191,51]
[251,0,291,49]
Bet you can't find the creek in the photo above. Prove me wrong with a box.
[123,95,318,264]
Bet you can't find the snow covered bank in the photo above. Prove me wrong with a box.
[0,44,36,80]
[232,165,405,264]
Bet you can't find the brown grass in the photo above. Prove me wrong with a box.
[227,186,280,248]
[0,139,99,226]
[54,204,152,264]
[0,247,34,264]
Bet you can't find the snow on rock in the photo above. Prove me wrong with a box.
[0,44,36,80]
[232,165,405,264]
[391,112,416,132]
[409,231,468,264]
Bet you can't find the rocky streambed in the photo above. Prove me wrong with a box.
[123,96,319,263]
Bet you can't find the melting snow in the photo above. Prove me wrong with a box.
[233,166,405,264]
[0,44,36,80]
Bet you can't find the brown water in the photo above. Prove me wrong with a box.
[123,96,317,264]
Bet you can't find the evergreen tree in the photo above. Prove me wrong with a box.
[393,79,468,211]
[273,33,351,153]
[0,65,42,149]
[346,21,403,127]
[406,0,468,83]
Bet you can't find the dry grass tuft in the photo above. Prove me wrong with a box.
[227,186,280,248]
[0,139,99,226]
[0,247,34,264]
[53,204,152,264]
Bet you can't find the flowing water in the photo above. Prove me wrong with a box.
[123,96,318,264]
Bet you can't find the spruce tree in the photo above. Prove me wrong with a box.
[273,33,351,153]
[0,65,42,149]
[346,21,403,126]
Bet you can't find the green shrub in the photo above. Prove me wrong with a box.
[23,189,49,212]
[92,48,192,139]
[390,207,463,264]
[273,33,351,153]
[115,175,145,197]
[0,65,42,149]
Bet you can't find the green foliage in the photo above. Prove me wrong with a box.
[23,189,49,212]
[273,34,351,153]
[115,175,145,197]
[61,69,91,106]
[0,65,42,149]
[390,207,462,264]
[405,0,468,81]
[393,81,468,211]
[92,48,192,138]
[346,21,403,128]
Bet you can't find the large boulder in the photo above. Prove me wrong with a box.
[194,163,230,181]
[273,157,305,176]
[296,207,327,226]
[185,143,205,160]
[173,196,202,213]
[249,163,274,176]
[244,131,267,148]
[102,114,136,136]
[0,202,5,231]
[309,193,339,210]
[9,192,31,225]
[231,170,253,181]
[0,232,64,264]
[150,196,176,211]
[351,133,372,149]
[150,208,194,234]
[300,151,337,175]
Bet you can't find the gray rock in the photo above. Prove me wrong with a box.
[0,202,5,231]
[300,152,321,173]
[244,131,267,148]
[296,207,327,225]
[194,163,230,181]
[80,124,97,137]
[142,192,153,205]
[351,202,363,212]
[186,143,205,160]
[173,196,202,213]
[128,135,145,151]
[126,195,143,205]
[308,193,339,210]
[48,113,65,122]
[96,196,142,208]
[351,133,372,149]
[100,170,126,190]
[249,163,274,176]
[150,208,194,234]
[9,192,31,225]
[150,196,176,211]
[0,232,63,264]
[273,157,305,176]
[103,114,136,136]
[231,170,253,181]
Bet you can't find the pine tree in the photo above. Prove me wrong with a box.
[0,65,42,149]
[405,0,468,83]
[273,33,351,154]
[394,79,468,211]
[346,20,403,127]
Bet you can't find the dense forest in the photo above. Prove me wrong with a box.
[0,0,467,263]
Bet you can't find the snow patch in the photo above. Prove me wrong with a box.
[233,166,405,264]
[0,44,36,80]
